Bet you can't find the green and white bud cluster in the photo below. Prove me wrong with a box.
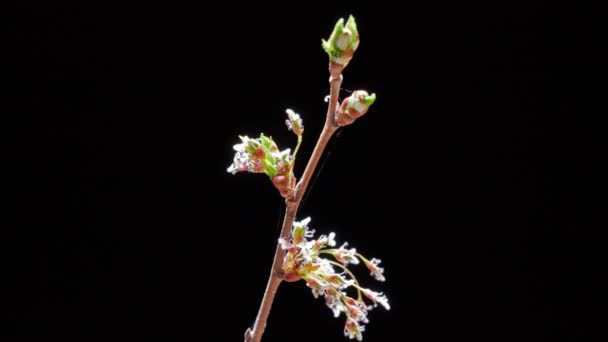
[323,15,360,78]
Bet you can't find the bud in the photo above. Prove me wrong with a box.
[285,108,304,136]
[336,90,376,126]
[322,15,360,78]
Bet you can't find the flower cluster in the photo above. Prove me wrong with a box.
[280,218,390,340]
[227,109,305,199]
[322,15,360,78]
[227,134,295,198]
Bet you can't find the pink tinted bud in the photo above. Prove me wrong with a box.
[336,90,376,127]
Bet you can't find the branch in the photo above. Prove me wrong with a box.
[245,74,343,342]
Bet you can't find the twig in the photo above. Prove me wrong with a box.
[245,74,343,342]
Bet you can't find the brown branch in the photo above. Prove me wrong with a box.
[245,74,343,342]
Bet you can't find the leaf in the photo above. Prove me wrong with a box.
[262,158,277,178]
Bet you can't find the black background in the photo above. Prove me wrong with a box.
[5,3,594,341]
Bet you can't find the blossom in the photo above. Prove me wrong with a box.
[362,289,390,310]
[226,136,265,174]
[330,243,360,266]
[310,232,336,251]
[362,257,386,282]
[344,317,365,341]
[285,108,304,136]
[292,217,313,244]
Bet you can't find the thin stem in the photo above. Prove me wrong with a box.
[355,252,370,264]
[326,260,359,285]
[294,75,342,203]
[326,259,363,301]
[326,260,364,300]
[245,75,343,342]
[292,134,303,161]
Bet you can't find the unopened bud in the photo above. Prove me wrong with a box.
[336,90,376,126]
[322,15,360,78]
